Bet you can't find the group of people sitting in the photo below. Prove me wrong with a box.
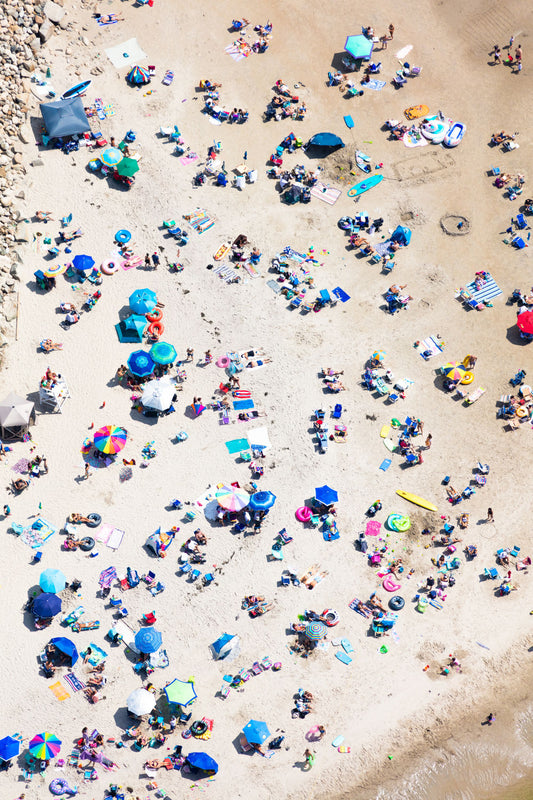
[264,80,307,121]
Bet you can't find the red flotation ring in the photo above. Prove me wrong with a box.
[148,320,164,338]
[146,307,163,322]
[322,609,339,627]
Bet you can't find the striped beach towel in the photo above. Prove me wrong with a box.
[49,681,70,701]
[465,273,502,304]
[419,335,444,359]
[310,182,342,205]
[64,673,85,692]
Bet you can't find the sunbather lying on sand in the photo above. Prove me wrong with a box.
[97,13,124,22]
[491,131,516,144]
[69,513,92,524]
[144,759,168,769]
[41,339,63,352]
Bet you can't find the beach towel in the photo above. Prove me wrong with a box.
[248,427,271,451]
[20,518,56,549]
[149,648,169,669]
[81,644,108,667]
[233,399,254,410]
[267,279,282,293]
[49,681,70,701]
[366,520,382,536]
[403,130,428,148]
[233,390,252,399]
[464,272,502,304]
[419,335,444,359]
[310,182,342,205]
[366,79,386,91]
[333,287,350,303]
[179,154,199,166]
[105,38,147,69]
[95,523,113,544]
[64,673,85,692]
[225,438,249,454]
[12,458,29,473]
[396,45,413,60]
[244,262,260,278]
[107,528,125,550]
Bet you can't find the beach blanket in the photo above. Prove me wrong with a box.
[105,38,146,69]
[149,648,169,669]
[366,79,386,91]
[267,279,282,293]
[49,682,70,701]
[403,130,428,148]
[396,45,413,60]
[179,154,199,166]
[95,523,113,544]
[419,335,444,359]
[465,273,502,303]
[225,438,249,454]
[64,673,85,692]
[333,287,350,303]
[107,528,125,550]
[224,43,251,61]
[310,182,341,205]
[20,518,56,549]
[248,427,271,451]
[12,458,29,474]
[81,644,108,667]
[233,399,255,410]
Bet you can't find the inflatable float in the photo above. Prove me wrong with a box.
[389,595,405,610]
[214,242,231,261]
[146,307,163,323]
[420,115,453,144]
[395,491,437,512]
[355,150,371,173]
[101,259,119,275]
[347,174,383,197]
[404,104,429,120]
[383,575,401,592]
[322,609,339,626]
[387,513,411,531]
[460,371,474,385]
[148,320,164,338]
[50,778,78,795]
[443,122,466,148]
[295,506,311,523]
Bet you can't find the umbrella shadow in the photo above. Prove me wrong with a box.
[506,324,531,345]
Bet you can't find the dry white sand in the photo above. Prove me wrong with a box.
[3,0,533,798]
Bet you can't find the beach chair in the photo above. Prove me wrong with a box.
[512,236,527,249]
[179,562,191,576]
[465,387,486,405]
[203,573,214,586]
[375,377,389,396]
[510,545,521,557]
[189,569,201,581]
[142,611,157,625]
[516,213,528,229]
[332,404,342,418]
[281,571,291,587]
[149,582,165,596]
[405,453,417,465]
[484,567,499,580]
[393,71,407,87]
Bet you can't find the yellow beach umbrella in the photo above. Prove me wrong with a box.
[446,366,465,382]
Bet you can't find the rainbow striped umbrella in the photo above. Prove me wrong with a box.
[215,485,250,512]
[445,366,465,382]
[29,732,62,760]
[305,621,327,641]
[94,425,127,455]
[44,263,67,278]
[126,65,150,85]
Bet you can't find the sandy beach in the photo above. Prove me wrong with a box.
[2,0,533,798]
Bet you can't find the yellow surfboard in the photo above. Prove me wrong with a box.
[396,490,437,512]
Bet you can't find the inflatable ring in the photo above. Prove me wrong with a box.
[148,320,164,338]
[516,406,527,418]
[383,575,401,593]
[50,779,77,796]
[216,355,230,368]
[115,229,131,244]
[389,595,405,611]
[86,513,102,528]
[101,260,119,275]
[295,506,311,523]
[460,370,474,385]
[190,720,208,737]
[387,514,410,532]
[322,609,339,627]
[182,729,192,739]
[146,307,163,323]
[79,536,95,552]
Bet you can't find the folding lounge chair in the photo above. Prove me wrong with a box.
[484,567,499,579]
[516,213,527,230]
[332,404,342,418]
[382,259,395,274]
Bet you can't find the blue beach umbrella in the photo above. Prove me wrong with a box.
[243,719,270,745]
[33,592,62,618]
[150,341,177,365]
[134,627,163,654]
[39,568,66,594]
[0,736,20,761]
[101,147,123,167]
[249,491,276,511]
[127,349,155,377]
[49,637,78,666]
[129,288,157,315]
[186,752,218,775]
[314,485,338,506]
[72,254,95,272]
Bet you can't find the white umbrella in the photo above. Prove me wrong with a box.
[126,688,156,716]
[141,378,175,412]
[0,392,34,427]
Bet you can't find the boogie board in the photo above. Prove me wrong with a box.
[344,115,355,129]
[355,150,371,173]
[380,424,390,438]
[61,80,92,100]
[396,490,437,512]
[347,174,383,197]
[213,242,231,261]
[404,104,429,120]
[383,438,395,452]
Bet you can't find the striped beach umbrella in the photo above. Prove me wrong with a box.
[94,425,127,455]
[101,147,123,167]
[371,350,386,363]
[128,349,155,377]
[126,65,150,85]
[43,263,67,278]
[445,366,465,382]
[29,732,62,760]
[215,485,250,512]
[305,621,327,641]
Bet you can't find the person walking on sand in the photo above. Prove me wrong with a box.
[494,45,501,64]
[186,347,194,362]
[304,748,315,769]
[84,463,90,480]
[486,712,495,725]
[487,507,494,523]
[388,23,395,40]
[509,35,514,50]
[425,434,432,449]
[317,725,326,741]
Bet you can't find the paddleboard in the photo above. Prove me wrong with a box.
[355,150,371,173]
[404,104,429,120]
[396,490,437,512]
[380,424,390,438]
[347,174,383,197]
[213,242,231,261]
[61,80,92,100]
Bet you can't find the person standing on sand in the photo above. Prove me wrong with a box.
[509,35,514,50]
[494,45,501,64]
[425,434,432,449]
[486,712,495,725]
[388,23,394,40]
[84,463,90,480]
[487,507,494,522]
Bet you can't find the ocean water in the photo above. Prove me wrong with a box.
[375,705,533,800]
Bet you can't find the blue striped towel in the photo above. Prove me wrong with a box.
[465,273,502,303]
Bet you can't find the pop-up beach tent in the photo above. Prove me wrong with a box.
[40,97,90,138]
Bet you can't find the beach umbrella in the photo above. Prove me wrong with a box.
[192,401,206,417]
[150,341,177,365]
[129,288,157,315]
[186,752,218,776]
[141,378,175,412]
[517,310,533,336]
[126,65,150,85]
[127,349,155,378]
[49,636,78,666]
[72,254,95,272]
[98,566,117,588]
[134,627,163,654]
[344,34,374,61]
[29,732,62,760]
[249,491,276,511]
[39,568,66,593]
[445,366,465,382]
[371,350,386,363]
[43,263,67,278]
[305,621,327,641]
[215,485,250,512]
[164,678,197,707]
[33,592,61,618]
[116,157,140,178]
[0,736,20,761]
[101,147,123,167]
[243,719,270,745]
[94,425,127,455]
[127,688,156,716]
[115,314,148,344]
[0,392,34,430]
[314,485,338,506]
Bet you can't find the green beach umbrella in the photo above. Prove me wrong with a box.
[116,158,139,178]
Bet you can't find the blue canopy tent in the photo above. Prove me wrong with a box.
[391,226,412,246]
[306,132,345,152]
[344,34,374,61]
[0,736,20,762]
[115,314,148,343]
[40,96,91,139]
[185,752,218,776]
